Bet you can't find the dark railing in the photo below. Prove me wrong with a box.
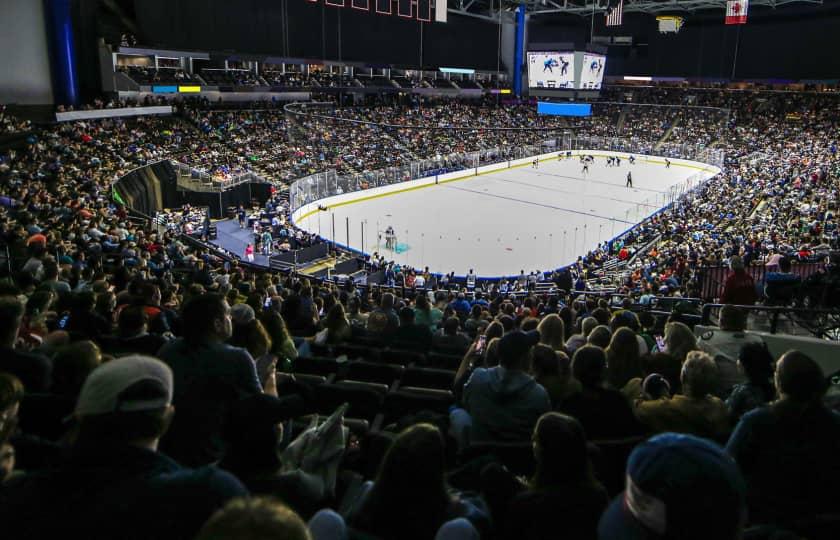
[701,303,840,340]
[697,262,827,302]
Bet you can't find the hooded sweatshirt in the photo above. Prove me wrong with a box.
[463,366,551,443]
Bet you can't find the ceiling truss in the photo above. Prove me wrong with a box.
[449,0,824,19]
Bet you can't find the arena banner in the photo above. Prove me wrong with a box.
[55,105,174,122]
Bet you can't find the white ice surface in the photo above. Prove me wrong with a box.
[295,156,717,278]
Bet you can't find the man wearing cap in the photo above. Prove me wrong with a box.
[453,330,550,447]
[598,433,746,540]
[0,355,248,540]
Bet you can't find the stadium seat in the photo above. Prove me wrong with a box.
[381,348,425,366]
[424,352,463,370]
[313,381,388,422]
[382,387,454,424]
[344,361,404,386]
[400,366,456,390]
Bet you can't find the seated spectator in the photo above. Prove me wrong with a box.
[725,342,775,421]
[158,294,263,466]
[489,412,609,540]
[464,304,488,336]
[346,296,369,328]
[196,497,314,540]
[662,321,697,364]
[316,303,352,346]
[536,313,566,352]
[50,340,102,399]
[100,305,168,357]
[598,433,746,540]
[764,256,801,303]
[698,305,764,397]
[229,303,277,388]
[391,306,433,351]
[448,293,471,319]
[727,350,840,527]
[0,356,248,540]
[453,331,550,446]
[366,292,399,338]
[350,423,486,540]
[0,296,52,392]
[0,372,23,444]
[433,317,471,354]
[530,344,579,407]
[586,325,612,349]
[414,293,443,331]
[565,316,597,355]
[559,345,644,440]
[720,255,758,305]
[634,351,730,442]
[605,327,644,395]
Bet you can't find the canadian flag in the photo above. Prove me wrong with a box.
[726,0,749,24]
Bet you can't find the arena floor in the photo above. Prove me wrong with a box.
[294,154,719,277]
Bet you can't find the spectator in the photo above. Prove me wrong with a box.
[317,303,352,346]
[559,345,644,440]
[598,433,746,540]
[454,331,550,446]
[0,296,52,392]
[414,293,443,331]
[565,316,597,355]
[433,316,471,354]
[50,340,102,398]
[196,497,314,540]
[698,305,764,397]
[158,293,263,466]
[536,313,566,352]
[529,344,579,407]
[586,325,612,349]
[605,327,644,394]
[634,351,730,442]
[366,292,399,338]
[725,342,776,421]
[101,305,169,357]
[662,321,697,364]
[492,413,609,540]
[727,350,840,526]
[391,306,433,351]
[720,255,758,305]
[0,356,248,539]
[350,423,485,540]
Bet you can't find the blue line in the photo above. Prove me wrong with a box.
[441,184,634,224]
[485,175,660,208]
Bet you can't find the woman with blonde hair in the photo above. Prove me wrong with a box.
[537,313,566,352]
[605,327,644,395]
[664,321,698,364]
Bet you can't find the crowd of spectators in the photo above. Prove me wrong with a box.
[0,85,839,538]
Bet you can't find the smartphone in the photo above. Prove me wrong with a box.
[655,335,666,352]
[474,334,487,356]
[263,296,272,310]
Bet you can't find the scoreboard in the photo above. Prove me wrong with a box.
[306,0,448,22]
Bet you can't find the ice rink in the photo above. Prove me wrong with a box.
[294,155,719,277]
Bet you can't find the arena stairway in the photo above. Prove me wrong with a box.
[616,107,628,134]
[653,117,680,151]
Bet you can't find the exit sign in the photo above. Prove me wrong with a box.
[307,0,447,23]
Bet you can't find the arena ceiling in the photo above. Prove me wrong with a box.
[449,0,824,19]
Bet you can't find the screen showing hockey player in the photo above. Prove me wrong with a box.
[578,53,606,90]
[527,52,575,89]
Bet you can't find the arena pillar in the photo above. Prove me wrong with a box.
[513,2,525,96]
[45,0,79,106]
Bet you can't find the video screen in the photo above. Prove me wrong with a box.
[579,53,606,90]
[527,52,575,89]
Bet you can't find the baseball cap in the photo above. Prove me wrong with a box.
[498,330,540,360]
[75,355,173,417]
[598,433,746,540]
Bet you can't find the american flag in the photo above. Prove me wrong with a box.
[606,0,623,27]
